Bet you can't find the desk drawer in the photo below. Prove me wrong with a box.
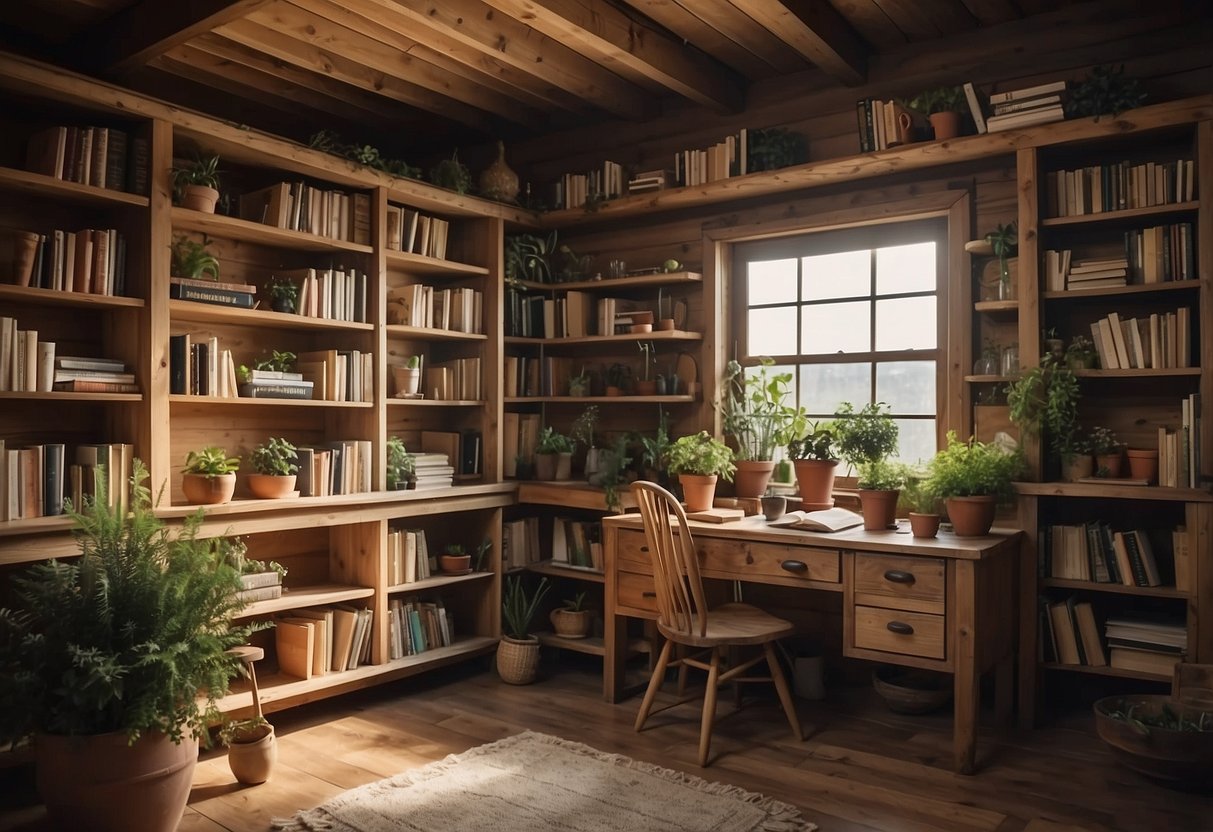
[616,530,653,574]
[697,537,840,584]
[853,606,945,659]
[853,553,945,614]
[616,570,658,615]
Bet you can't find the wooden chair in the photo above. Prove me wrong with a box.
[630,481,803,766]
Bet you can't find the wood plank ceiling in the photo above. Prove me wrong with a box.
[0,0,1090,154]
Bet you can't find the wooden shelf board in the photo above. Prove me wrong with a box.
[1040,578,1188,599]
[0,165,149,207]
[534,632,650,657]
[964,375,1013,383]
[384,249,489,276]
[527,559,606,583]
[387,571,493,594]
[232,583,374,620]
[513,271,702,292]
[1040,201,1199,227]
[0,283,144,309]
[387,397,485,407]
[1073,368,1200,378]
[518,481,635,512]
[532,330,702,346]
[1015,482,1213,501]
[172,207,374,254]
[0,390,141,402]
[168,299,373,331]
[505,395,696,404]
[384,324,488,342]
[1043,280,1202,300]
[168,394,372,408]
[0,514,77,539]
[973,300,1018,314]
[1040,662,1171,683]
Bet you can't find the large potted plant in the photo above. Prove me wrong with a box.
[0,462,255,832]
[497,575,551,685]
[786,419,840,511]
[925,431,1024,536]
[719,358,805,498]
[246,436,299,499]
[1006,356,1081,479]
[181,445,240,504]
[834,401,902,530]
[665,430,735,512]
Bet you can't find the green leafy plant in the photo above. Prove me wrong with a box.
[0,460,257,744]
[504,232,558,284]
[248,437,299,477]
[568,367,591,397]
[1065,335,1098,369]
[1088,426,1123,456]
[170,154,220,203]
[571,405,600,449]
[258,350,297,373]
[536,426,574,455]
[306,129,421,179]
[604,362,632,392]
[925,431,1024,501]
[1006,357,1081,462]
[183,446,240,477]
[984,221,1017,287]
[1066,65,1147,120]
[562,591,588,612]
[833,401,899,485]
[555,244,592,281]
[429,150,471,194]
[218,537,287,581]
[443,543,465,556]
[908,86,966,115]
[902,471,938,514]
[665,431,736,481]
[858,458,907,491]
[502,574,550,640]
[786,419,838,461]
[719,358,806,461]
[1100,698,1213,734]
[600,433,633,512]
[747,127,808,172]
[218,715,271,747]
[472,537,492,572]
[386,436,415,490]
[170,234,220,280]
[268,277,298,308]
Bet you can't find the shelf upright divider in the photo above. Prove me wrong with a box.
[147,119,175,496]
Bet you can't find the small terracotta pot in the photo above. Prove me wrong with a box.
[1062,454,1094,482]
[655,318,676,331]
[550,607,590,638]
[946,496,997,537]
[858,489,900,531]
[929,111,962,140]
[181,184,219,213]
[13,230,41,287]
[227,723,276,786]
[605,386,623,397]
[679,473,718,513]
[182,473,236,505]
[246,474,296,499]
[734,460,776,499]
[1126,448,1159,484]
[793,459,838,511]
[634,379,658,395]
[630,323,653,333]
[439,553,471,573]
[631,311,655,325]
[909,512,941,539]
[1096,452,1124,478]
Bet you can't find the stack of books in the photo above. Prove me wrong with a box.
[1063,255,1128,291]
[985,80,1066,132]
[52,355,135,394]
[627,169,670,194]
[410,452,454,490]
[1105,616,1186,676]
[238,368,314,400]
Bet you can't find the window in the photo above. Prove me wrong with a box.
[733,219,946,465]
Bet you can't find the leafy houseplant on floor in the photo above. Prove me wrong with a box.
[498,575,551,685]
[550,590,591,638]
[665,430,736,512]
[246,436,299,499]
[925,431,1024,537]
[719,358,805,498]
[386,435,415,490]
[182,445,240,504]
[786,419,840,511]
[535,426,575,481]
[834,401,902,530]
[171,153,221,213]
[0,462,255,832]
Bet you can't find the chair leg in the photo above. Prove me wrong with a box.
[764,641,803,742]
[676,644,689,696]
[699,647,721,766]
[635,639,673,732]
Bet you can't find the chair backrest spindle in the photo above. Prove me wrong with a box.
[630,481,708,638]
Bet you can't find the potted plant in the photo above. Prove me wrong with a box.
[220,715,276,786]
[833,401,902,530]
[604,362,630,396]
[785,419,840,510]
[534,426,574,481]
[1126,444,1159,484]
[984,222,1017,300]
[902,472,941,539]
[497,574,551,685]
[267,277,299,314]
[635,342,658,395]
[386,435,415,490]
[1090,426,1125,478]
[568,366,590,398]
[0,462,255,832]
[908,86,967,140]
[1006,357,1081,478]
[925,431,1024,536]
[719,358,805,498]
[439,543,471,574]
[171,153,221,213]
[246,436,299,499]
[472,537,493,572]
[549,591,591,638]
[665,430,736,512]
[1061,436,1094,481]
[393,355,421,397]
[571,405,601,481]
[170,234,220,280]
[1065,334,1098,370]
[182,445,240,504]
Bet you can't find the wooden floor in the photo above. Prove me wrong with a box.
[2,655,1210,831]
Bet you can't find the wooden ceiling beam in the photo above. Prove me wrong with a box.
[482,0,746,113]
[78,0,271,74]
[730,0,868,85]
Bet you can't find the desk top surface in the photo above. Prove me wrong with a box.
[603,514,1020,561]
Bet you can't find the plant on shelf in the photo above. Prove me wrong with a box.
[1089,426,1125,478]
[550,590,591,638]
[504,231,558,285]
[718,358,805,498]
[428,150,472,194]
[439,543,471,574]
[555,244,593,282]
[908,86,967,140]
[307,129,421,179]
[0,461,257,830]
[386,436,415,491]
[1065,335,1098,370]
[170,234,220,281]
[786,419,841,510]
[472,537,493,572]
[393,355,422,397]
[1005,356,1082,476]
[833,401,902,530]
[246,437,299,499]
[568,366,591,398]
[220,537,287,588]
[571,405,602,481]
[182,445,240,505]
[635,342,658,395]
[535,426,574,481]
[267,277,299,314]
[497,574,551,685]
[604,362,631,396]
[1066,65,1147,120]
[171,153,221,213]
[665,430,735,512]
[925,431,1024,536]
[984,221,1017,292]
[599,433,634,512]
[747,127,808,172]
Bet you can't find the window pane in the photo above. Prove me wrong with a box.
[876,361,936,415]
[876,242,936,295]
[799,363,870,415]
[801,301,870,355]
[802,250,869,300]
[875,296,936,351]
[895,419,937,465]
[748,258,797,306]
[747,307,797,356]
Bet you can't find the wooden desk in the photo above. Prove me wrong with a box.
[602,514,1022,774]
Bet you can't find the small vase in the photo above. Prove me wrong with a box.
[534,453,557,481]
[761,495,786,521]
[227,724,276,786]
[554,451,573,480]
[478,141,520,203]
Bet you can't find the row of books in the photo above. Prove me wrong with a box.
[422,357,483,402]
[1044,158,1195,217]
[855,98,913,152]
[171,341,374,403]
[501,412,541,479]
[387,527,437,585]
[276,267,370,323]
[297,348,372,403]
[1042,600,1187,677]
[1158,393,1202,489]
[502,516,541,570]
[387,284,483,333]
[552,160,624,210]
[1085,307,1191,371]
[169,276,258,309]
[673,130,749,188]
[387,597,452,660]
[504,291,658,340]
[169,336,241,398]
[505,355,595,399]
[275,605,373,680]
[10,227,128,296]
[1045,224,1195,291]
[551,517,603,572]
[0,326,135,394]
[385,204,451,259]
[238,182,372,245]
[0,441,131,521]
[25,125,147,194]
[296,441,373,497]
[1038,523,1170,587]
[984,80,1066,132]
[417,429,482,478]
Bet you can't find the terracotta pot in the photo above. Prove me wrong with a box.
[634,379,658,395]
[605,385,623,397]
[439,553,471,573]
[858,489,900,531]
[496,635,540,685]
[182,472,235,505]
[908,512,941,539]
[928,111,962,140]
[550,607,590,638]
[478,140,520,202]
[946,495,997,536]
[181,184,219,213]
[793,459,838,511]
[631,311,655,325]
[1096,452,1124,478]
[36,730,198,832]
[393,366,421,397]
[1126,448,1158,484]
[733,460,776,498]
[1062,454,1094,482]
[655,318,676,331]
[246,473,296,499]
[13,230,41,287]
[679,473,718,513]
[534,453,557,481]
[227,723,276,786]
[630,323,653,334]
[554,451,573,480]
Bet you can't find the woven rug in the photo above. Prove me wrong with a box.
[273,730,813,832]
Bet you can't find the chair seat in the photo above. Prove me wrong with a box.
[657,602,795,647]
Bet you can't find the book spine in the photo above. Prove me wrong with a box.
[238,383,313,399]
[169,284,256,308]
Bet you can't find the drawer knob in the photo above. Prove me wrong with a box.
[884,569,915,584]
[886,621,915,635]
[780,560,808,574]
[642,591,656,598]
[640,546,649,553]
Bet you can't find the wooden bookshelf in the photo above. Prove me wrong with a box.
[0,164,150,207]
[973,300,1018,315]
[0,391,142,402]
[386,398,485,407]
[1015,482,1213,501]
[386,571,493,594]
[0,283,144,309]
[1040,662,1170,683]
[167,395,374,408]
[172,206,375,254]
[383,324,488,342]
[1043,280,1202,301]
[384,248,490,276]
[513,271,702,292]
[528,559,606,583]
[1040,201,1199,227]
[1039,578,1188,599]
[505,395,696,404]
[232,583,374,620]
[168,299,374,331]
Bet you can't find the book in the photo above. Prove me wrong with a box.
[169,283,256,308]
[768,507,863,532]
[985,105,1065,132]
[988,80,1067,105]
[275,619,315,680]
[962,82,986,134]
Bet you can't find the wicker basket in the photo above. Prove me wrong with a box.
[550,608,590,638]
[496,636,540,685]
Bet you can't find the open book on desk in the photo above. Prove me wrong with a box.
[767,507,864,532]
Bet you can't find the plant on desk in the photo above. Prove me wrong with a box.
[665,431,735,513]
[246,437,299,499]
[498,575,551,685]
[535,426,574,481]
[902,471,941,539]
[786,419,840,511]
[719,358,805,498]
[182,445,240,505]
[550,590,591,639]
[925,431,1023,536]
[834,401,902,530]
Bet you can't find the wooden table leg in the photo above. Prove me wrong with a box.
[953,560,979,774]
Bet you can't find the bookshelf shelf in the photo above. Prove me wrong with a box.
[1040,662,1170,683]
[1039,578,1188,599]
[384,249,489,277]
[1072,368,1201,379]
[528,559,606,583]
[0,283,144,309]
[518,482,635,512]
[534,631,649,657]
[0,165,149,207]
[383,324,487,342]
[1043,280,1202,301]
[534,330,703,348]
[513,271,703,292]
[171,206,374,254]
[973,300,1018,315]
[386,571,493,594]
[168,299,374,331]
[386,398,484,407]
[0,391,142,402]
[1040,201,1199,228]
[167,395,373,408]
[504,395,696,404]
[1014,482,1213,502]
[232,583,374,620]
[964,375,1014,383]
